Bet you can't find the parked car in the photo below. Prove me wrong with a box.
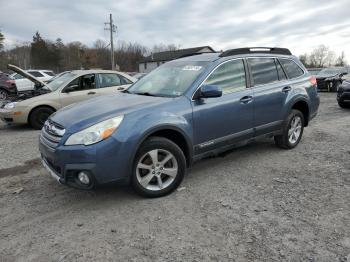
[316,67,349,92]
[0,72,17,100]
[132,73,147,80]
[38,47,320,197]
[0,67,136,129]
[337,74,350,108]
[306,68,322,76]
[11,69,55,92]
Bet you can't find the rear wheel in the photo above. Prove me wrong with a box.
[29,107,55,130]
[131,137,186,198]
[274,109,304,149]
[0,89,8,100]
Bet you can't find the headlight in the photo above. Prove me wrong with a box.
[4,102,17,109]
[65,115,124,146]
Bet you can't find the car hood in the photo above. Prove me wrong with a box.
[50,92,172,131]
[7,64,48,88]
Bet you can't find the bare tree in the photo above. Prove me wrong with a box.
[0,31,4,51]
[308,45,336,68]
[335,51,347,66]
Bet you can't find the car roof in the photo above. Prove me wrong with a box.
[175,52,294,63]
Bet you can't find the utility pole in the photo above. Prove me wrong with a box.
[104,14,116,70]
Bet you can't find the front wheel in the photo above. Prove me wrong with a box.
[274,110,304,149]
[0,89,8,100]
[131,137,186,198]
[29,107,55,130]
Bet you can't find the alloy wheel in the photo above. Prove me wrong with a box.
[0,90,8,100]
[136,149,178,191]
[288,115,302,144]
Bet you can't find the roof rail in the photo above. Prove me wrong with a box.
[220,47,292,57]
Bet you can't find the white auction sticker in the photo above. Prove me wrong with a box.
[182,66,202,71]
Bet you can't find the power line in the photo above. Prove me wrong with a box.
[104,14,117,70]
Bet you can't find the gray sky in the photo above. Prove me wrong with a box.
[1,0,349,59]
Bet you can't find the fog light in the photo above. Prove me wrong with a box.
[78,171,90,185]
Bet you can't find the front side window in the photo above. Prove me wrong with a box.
[64,74,96,92]
[203,59,246,94]
[279,59,304,79]
[249,58,279,86]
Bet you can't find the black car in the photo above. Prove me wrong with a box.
[337,76,350,108]
[0,72,17,100]
[316,67,349,92]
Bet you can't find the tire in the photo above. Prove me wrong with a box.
[338,101,350,109]
[331,81,341,92]
[29,107,55,130]
[0,89,8,100]
[274,109,304,149]
[131,136,186,198]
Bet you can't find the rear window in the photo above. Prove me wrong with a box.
[248,58,279,86]
[279,59,304,79]
[28,71,44,77]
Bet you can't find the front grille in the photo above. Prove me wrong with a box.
[40,120,65,150]
[316,78,327,90]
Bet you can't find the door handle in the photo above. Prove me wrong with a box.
[87,91,96,95]
[282,86,292,93]
[240,96,253,104]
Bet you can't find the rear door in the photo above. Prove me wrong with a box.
[247,57,289,136]
[192,59,254,154]
[96,73,133,95]
[59,74,98,107]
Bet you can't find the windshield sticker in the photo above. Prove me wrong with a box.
[182,66,202,71]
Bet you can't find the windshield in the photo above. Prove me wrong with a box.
[127,61,208,97]
[318,67,346,75]
[46,72,77,91]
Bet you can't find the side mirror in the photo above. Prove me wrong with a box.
[63,85,78,93]
[198,85,222,98]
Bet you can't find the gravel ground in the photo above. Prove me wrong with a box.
[0,93,349,262]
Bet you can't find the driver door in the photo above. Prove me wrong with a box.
[191,59,254,154]
[59,74,98,107]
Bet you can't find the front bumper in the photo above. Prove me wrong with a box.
[0,108,28,124]
[337,90,350,102]
[39,134,134,189]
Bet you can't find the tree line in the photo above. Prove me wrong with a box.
[299,45,347,68]
[0,30,347,73]
[0,31,179,73]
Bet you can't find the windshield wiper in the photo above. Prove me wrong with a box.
[133,92,157,97]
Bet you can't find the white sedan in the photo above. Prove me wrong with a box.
[11,70,55,92]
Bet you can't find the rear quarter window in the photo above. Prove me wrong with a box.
[279,59,304,79]
[28,71,44,77]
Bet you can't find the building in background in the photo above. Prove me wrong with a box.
[138,46,215,73]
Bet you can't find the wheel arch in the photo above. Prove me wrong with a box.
[135,125,193,168]
[290,99,310,127]
[27,105,57,124]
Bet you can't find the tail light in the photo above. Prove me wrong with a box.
[5,79,16,85]
[310,76,317,87]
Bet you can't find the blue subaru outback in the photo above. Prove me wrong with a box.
[39,47,320,197]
